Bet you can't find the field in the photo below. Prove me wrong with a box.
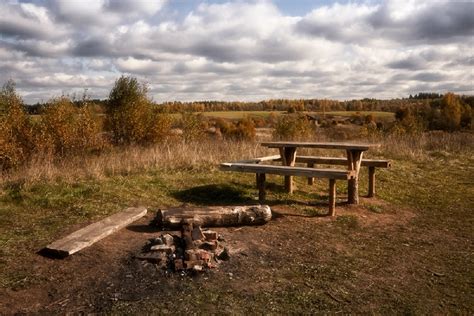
[199,110,395,120]
[0,132,473,314]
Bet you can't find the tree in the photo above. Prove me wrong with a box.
[0,80,34,169]
[440,92,462,131]
[106,76,169,144]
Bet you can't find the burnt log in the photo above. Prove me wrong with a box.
[156,205,272,229]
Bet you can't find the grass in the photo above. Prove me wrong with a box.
[200,110,284,119]
[197,110,395,120]
[0,131,473,313]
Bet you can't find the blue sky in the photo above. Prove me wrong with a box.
[0,0,472,103]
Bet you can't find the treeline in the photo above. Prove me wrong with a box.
[0,77,259,170]
[1,76,472,171]
[394,93,473,132]
[25,91,473,115]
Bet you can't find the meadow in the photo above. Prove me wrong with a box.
[0,129,473,314]
[1,79,472,313]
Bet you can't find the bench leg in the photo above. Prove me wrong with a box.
[257,173,266,203]
[280,147,296,194]
[368,166,375,198]
[329,179,336,216]
[307,162,315,185]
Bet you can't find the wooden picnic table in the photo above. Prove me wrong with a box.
[261,141,380,204]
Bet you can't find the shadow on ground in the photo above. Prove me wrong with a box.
[171,184,255,206]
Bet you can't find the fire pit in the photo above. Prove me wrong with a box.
[135,219,229,273]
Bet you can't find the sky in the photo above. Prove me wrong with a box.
[0,0,473,104]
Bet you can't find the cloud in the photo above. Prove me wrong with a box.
[298,0,474,45]
[0,0,472,103]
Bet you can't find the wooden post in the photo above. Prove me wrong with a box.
[329,179,336,216]
[280,147,296,194]
[368,166,375,197]
[257,173,266,202]
[307,162,315,185]
[347,150,363,204]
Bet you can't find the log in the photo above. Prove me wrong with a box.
[156,205,272,229]
[44,207,147,258]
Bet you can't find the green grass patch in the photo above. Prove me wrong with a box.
[200,111,284,119]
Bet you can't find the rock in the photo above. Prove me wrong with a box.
[192,226,205,241]
[217,247,230,261]
[184,260,204,269]
[199,241,218,251]
[174,259,184,271]
[161,234,174,246]
[203,230,218,242]
[185,249,198,261]
[193,265,203,272]
[197,250,211,262]
[150,244,175,254]
[150,237,163,245]
[181,221,195,250]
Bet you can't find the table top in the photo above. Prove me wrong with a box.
[261,141,380,151]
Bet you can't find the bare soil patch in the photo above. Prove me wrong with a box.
[1,198,471,314]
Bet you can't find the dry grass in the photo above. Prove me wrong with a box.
[2,131,473,186]
[0,139,267,185]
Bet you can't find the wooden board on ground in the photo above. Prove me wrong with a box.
[44,207,147,258]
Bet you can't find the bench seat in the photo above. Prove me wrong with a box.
[220,162,355,216]
[220,163,355,179]
[294,156,391,197]
[295,156,391,168]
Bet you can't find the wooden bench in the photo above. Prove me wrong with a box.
[294,156,391,197]
[220,162,356,216]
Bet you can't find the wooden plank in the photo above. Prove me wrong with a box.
[45,207,147,258]
[220,163,355,179]
[234,155,281,164]
[261,141,380,151]
[295,156,391,168]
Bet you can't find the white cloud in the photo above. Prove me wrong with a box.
[0,0,472,103]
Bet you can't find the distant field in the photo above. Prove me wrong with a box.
[200,111,285,119]
[200,110,395,120]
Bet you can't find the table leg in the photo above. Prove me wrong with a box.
[279,147,296,194]
[346,150,363,204]
[307,162,315,185]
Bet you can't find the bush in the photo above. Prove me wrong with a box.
[0,80,34,170]
[273,114,315,140]
[36,97,104,156]
[106,76,169,145]
[179,113,207,142]
[215,117,256,141]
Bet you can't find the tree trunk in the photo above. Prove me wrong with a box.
[156,205,272,229]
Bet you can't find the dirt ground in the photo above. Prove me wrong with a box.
[0,198,472,314]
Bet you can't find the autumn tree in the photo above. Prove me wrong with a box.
[440,92,462,131]
[106,76,171,144]
[0,80,34,169]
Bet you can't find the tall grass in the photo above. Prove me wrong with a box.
[1,131,472,187]
[0,139,266,185]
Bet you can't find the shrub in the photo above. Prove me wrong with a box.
[214,117,256,141]
[179,112,207,142]
[0,80,34,170]
[36,97,104,156]
[106,76,169,145]
[273,114,315,140]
